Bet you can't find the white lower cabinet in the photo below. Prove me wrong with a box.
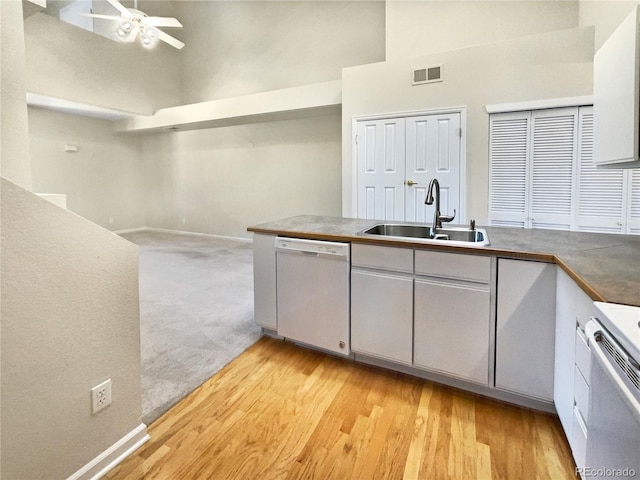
[495,258,556,401]
[351,269,413,365]
[351,244,414,365]
[414,280,491,384]
[554,268,595,472]
[554,268,579,435]
[413,251,492,385]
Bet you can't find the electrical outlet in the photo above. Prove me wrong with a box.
[91,379,112,414]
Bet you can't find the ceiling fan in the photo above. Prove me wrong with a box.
[84,0,185,50]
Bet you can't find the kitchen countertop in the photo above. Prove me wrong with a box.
[247,215,640,307]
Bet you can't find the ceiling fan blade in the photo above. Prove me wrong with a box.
[80,13,122,21]
[106,0,132,18]
[144,16,183,28]
[157,29,185,50]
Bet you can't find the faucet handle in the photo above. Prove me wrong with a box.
[439,209,456,223]
[470,219,476,231]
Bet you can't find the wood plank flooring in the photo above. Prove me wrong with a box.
[107,337,576,480]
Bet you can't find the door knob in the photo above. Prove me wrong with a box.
[405,180,417,186]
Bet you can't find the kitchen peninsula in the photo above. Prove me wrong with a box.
[248,214,640,307]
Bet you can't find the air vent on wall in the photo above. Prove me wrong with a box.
[412,65,443,85]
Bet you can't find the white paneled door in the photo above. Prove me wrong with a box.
[356,118,406,221]
[356,112,461,223]
[405,114,461,223]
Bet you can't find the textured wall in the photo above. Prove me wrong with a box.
[29,107,146,231]
[1,178,142,479]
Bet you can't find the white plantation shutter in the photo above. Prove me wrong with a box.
[628,169,640,234]
[489,112,530,227]
[529,108,578,230]
[576,106,626,233]
[490,105,639,236]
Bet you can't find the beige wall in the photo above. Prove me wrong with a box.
[1,179,143,479]
[385,0,579,59]
[133,0,385,238]
[24,12,181,115]
[177,0,385,103]
[342,27,594,223]
[579,0,640,49]
[142,113,343,238]
[29,107,146,231]
[2,3,144,478]
[1,0,32,189]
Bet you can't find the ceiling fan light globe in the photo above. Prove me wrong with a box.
[120,20,133,33]
[143,26,159,40]
[140,32,159,48]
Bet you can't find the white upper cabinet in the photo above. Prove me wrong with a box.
[593,6,640,168]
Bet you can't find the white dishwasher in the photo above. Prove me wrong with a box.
[583,304,640,480]
[276,237,350,356]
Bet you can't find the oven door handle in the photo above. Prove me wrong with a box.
[586,319,640,422]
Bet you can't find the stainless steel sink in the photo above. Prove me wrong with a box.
[358,224,490,246]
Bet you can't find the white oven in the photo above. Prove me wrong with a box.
[583,303,640,480]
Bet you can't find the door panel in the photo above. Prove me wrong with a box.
[405,113,461,223]
[356,119,406,220]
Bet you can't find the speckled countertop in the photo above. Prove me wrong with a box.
[248,215,640,307]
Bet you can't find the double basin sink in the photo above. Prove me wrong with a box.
[358,223,490,246]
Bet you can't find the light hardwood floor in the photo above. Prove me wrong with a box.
[107,337,576,480]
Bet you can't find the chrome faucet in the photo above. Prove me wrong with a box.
[425,178,456,236]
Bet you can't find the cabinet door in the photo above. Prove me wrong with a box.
[253,233,276,329]
[351,269,413,365]
[593,6,640,168]
[554,268,578,437]
[414,279,490,385]
[496,259,556,401]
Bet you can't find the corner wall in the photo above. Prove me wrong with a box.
[28,107,146,231]
[1,178,143,480]
[342,27,594,223]
[142,113,343,238]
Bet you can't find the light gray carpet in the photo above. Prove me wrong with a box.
[120,230,262,425]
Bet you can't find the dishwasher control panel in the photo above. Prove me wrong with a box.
[275,238,350,259]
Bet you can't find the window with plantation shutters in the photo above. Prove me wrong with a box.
[489,105,639,235]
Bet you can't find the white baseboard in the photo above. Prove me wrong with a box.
[112,227,148,235]
[66,423,149,480]
[144,227,253,243]
[114,226,253,243]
